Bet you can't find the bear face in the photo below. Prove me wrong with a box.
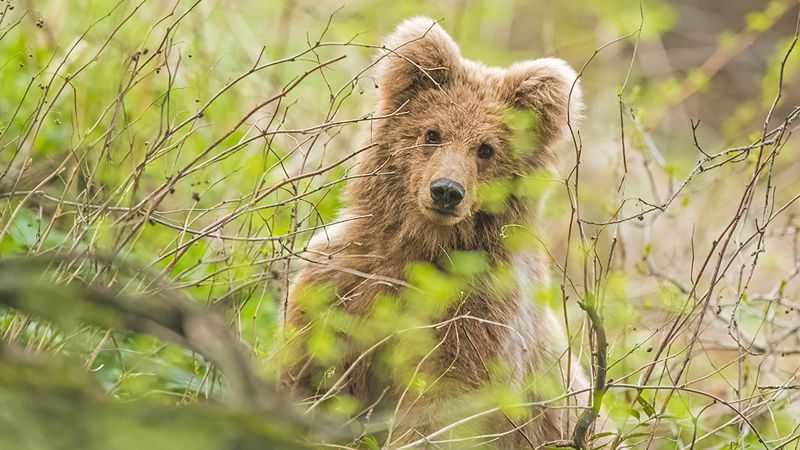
[396,84,522,226]
[351,17,583,244]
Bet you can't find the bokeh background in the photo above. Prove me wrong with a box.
[1,0,799,448]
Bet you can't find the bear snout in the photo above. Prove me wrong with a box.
[429,177,465,212]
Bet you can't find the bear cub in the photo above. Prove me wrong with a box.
[281,16,594,449]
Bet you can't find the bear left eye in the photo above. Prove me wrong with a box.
[477,143,494,159]
[425,129,442,145]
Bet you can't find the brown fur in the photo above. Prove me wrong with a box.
[281,17,590,448]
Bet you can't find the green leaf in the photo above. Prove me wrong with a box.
[361,435,380,450]
[625,407,640,421]
[637,395,656,417]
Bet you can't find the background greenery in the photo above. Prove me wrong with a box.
[1,0,799,448]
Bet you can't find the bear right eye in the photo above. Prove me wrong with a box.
[425,129,442,145]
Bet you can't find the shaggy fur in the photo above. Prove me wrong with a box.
[281,17,589,448]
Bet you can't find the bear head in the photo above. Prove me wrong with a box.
[348,17,583,256]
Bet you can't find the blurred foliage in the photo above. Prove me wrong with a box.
[0,353,308,450]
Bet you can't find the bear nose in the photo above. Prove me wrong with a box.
[430,178,465,210]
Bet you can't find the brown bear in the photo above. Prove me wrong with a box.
[281,16,593,449]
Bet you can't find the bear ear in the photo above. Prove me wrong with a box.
[502,58,583,148]
[376,17,461,108]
